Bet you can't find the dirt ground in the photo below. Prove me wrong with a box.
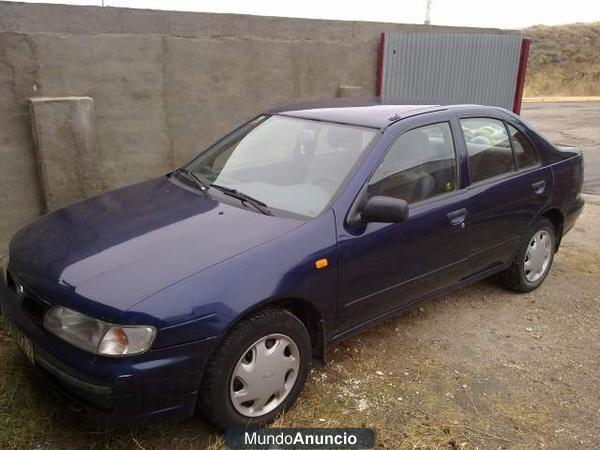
[1,104,599,449]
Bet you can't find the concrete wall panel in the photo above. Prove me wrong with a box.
[163,36,379,165]
[31,34,173,188]
[0,32,44,244]
[0,3,515,40]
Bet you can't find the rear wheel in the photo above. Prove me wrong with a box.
[503,218,555,292]
[198,309,311,429]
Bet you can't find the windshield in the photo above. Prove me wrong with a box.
[187,115,378,218]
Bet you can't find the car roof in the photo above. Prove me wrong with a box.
[268,97,501,129]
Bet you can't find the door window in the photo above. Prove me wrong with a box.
[461,118,514,183]
[368,122,457,204]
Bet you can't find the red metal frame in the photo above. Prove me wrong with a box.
[376,32,385,97]
[512,38,531,114]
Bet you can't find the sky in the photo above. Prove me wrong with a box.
[7,0,600,29]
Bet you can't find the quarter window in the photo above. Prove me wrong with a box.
[368,123,457,204]
[461,118,515,183]
[508,124,538,169]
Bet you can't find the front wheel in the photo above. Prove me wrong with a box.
[503,218,556,292]
[198,309,311,429]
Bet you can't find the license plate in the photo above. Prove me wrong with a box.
[3,317,36,365]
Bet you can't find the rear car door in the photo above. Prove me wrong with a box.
[458,115,553,275]
[336,118,471,333]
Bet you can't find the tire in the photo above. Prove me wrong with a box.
[198,309,311,429]
[503,217,556,292]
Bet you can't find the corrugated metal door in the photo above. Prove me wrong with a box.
[380,32,523,110]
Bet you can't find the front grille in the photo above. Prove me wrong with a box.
[7,269,51,324]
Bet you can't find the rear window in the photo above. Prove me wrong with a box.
[461,118,515,183]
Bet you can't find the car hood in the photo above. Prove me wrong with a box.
[9,177,304,321]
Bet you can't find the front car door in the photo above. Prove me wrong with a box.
[455,111,553,276]
[335,114,471,334]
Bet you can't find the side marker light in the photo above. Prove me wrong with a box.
[315,258,328,269]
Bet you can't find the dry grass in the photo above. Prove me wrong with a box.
[525,22,600,96]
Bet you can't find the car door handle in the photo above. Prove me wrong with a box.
[447,208,468,227]
[532,180,546,195]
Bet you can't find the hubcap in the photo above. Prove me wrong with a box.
[524,230,552,283]
[230,333,300,418]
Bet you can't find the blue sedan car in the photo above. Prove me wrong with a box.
[0,99,584,429]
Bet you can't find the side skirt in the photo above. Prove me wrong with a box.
[328,263,508,347]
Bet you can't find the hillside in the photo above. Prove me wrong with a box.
[524,22,600,96]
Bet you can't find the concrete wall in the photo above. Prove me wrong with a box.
[0,1,518,250]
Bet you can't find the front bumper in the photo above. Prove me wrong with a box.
[0,276,219,427]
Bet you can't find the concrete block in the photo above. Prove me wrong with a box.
[29,96,102,211]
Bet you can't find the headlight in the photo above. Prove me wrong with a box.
[43,306,156,356]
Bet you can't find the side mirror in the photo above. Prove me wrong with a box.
[360,196,409,223]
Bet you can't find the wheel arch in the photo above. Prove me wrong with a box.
[221,297,328,363]
[540,207,564,250]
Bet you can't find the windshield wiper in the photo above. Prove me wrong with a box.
[171,168,208,193]
[210,184,271,215]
